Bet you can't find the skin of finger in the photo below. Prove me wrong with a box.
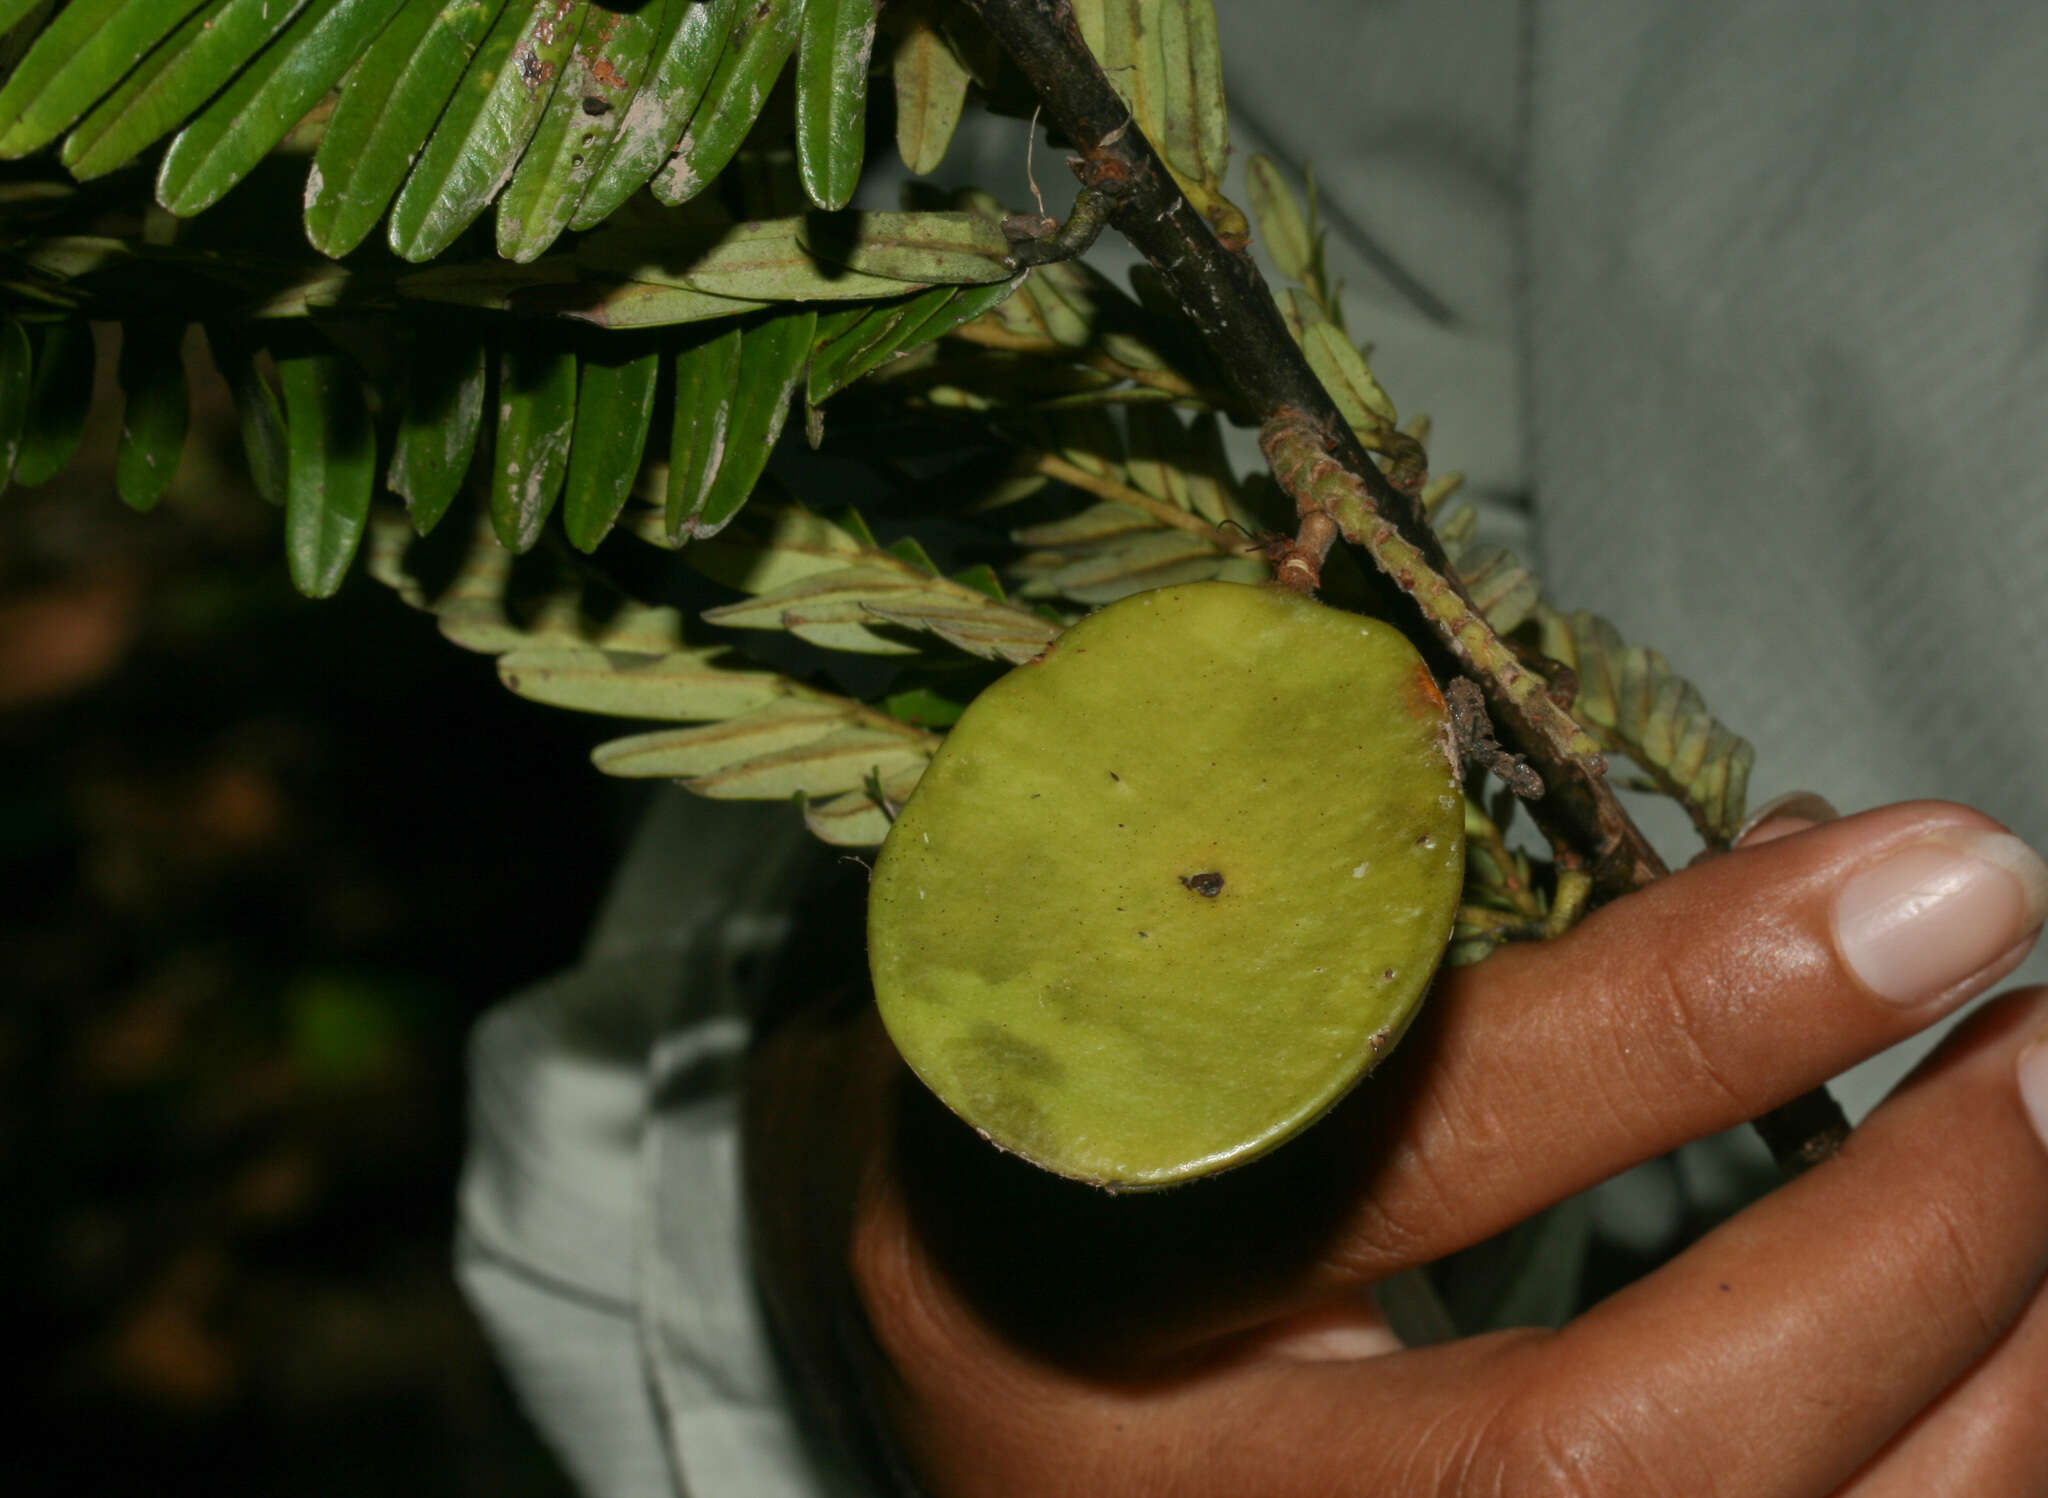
[856,988,2048,1498]
[1834,1273,2048,1497]
[1311,800,2038,1291]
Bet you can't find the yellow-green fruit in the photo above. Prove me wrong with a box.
[867,581,1465,1189]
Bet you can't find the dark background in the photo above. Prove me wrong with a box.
[2,331,616,1495]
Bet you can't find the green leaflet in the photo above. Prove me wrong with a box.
[114,320,190,512]
[807,288,943,405]
[1176,410,1238,525]
[490,335,578,553]
[12,319,94,487]
[663,321,740,541]
[1245,155,1313,284]
[548,281,770,329]
[561,335,659,552]
[592,697,933,801]
[495,0,668,263]
[648,0,799,206]
[0,0,51,41]
[499,642,789,720]
[802,765,924,848]
[1450,544,1540,636]
[706,564,1057,663]
[365,505,935,845]
[796,211,1013,284]
[60,0,312,182]
[393,252,581,310]
[370,509,665,653]
[157,0,409,218]
[695,500,1058,662]
[686,501,868,593]
[886,0,966,176]
[580,216,923,302]
[0,319,29,489]
[687,726,930,800]
[570,0,730,229]
[1298,318,1396,432]
[1115,406,1240,528]
[1019,529,1235,606]
[305,0,507,257]
[387,315,486,534]
[704,563,921,656]
[1123,402,1191,513]
[387,0,591,263]
[279,345,376,599]
[1016,257,1097,347]
[594,698,861,775]
[1184,0,1227,194]
[0,2,59,81]
[806,276,1022,404]
[1534,608,1755,849]
[794,0,875,210]
[1044,404,1123,481]
[1244,154,1339,321]
[1005,400,1268,605]
[0,0,210,158]
[203,324,288,507]
[1010,501,1151,550]
[682,308,813,540]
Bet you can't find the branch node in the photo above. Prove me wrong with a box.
[1003,184,1119,268]
[1446,678,1545,799]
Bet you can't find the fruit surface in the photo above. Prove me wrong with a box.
[867,581,1464,1188]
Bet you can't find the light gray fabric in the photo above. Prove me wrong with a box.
[459,795,859,1497]
[459,5,2048,1491]
[1522,0,2048,1116]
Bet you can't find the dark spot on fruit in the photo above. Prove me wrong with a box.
[1180,872,1224,897]
[1382,968,1397,981]
[1109,770,1120,781]
[1368,1030,1390,1052]
[582,95,610,116]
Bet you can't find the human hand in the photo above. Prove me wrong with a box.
[746,801,2048,1496]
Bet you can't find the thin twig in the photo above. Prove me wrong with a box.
[963,0,1848,1176]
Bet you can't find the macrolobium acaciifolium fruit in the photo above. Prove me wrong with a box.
[868,581,1466,1189]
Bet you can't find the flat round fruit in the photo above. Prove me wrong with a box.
[867,580,1465,1189]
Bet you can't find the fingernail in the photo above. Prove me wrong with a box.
[2022,1034,2048,1155]
[1834,830,2048,1005]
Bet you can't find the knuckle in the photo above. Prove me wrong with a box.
[1575,946,1759,1155]
[1465,1375,1711,1498]
[1893,1184,2009,1349]
[1330,1140,1461,1275]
